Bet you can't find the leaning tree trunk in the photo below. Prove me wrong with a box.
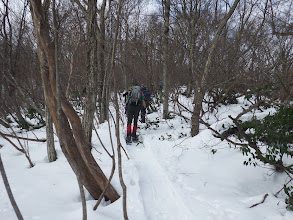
[29,0,119,202]
[162,0,171,119]
[191,0,241,136]
[0,154,24,220]
[52,1,87,218]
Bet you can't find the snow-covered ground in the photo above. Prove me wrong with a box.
[0,95,292,220]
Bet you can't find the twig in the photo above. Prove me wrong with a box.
[234,101,264,121]
[121,145,129,160]
[274,178,293,197]
[199,118,247,147]
[0,131,46,142]
[175,97,193,113]
[0,133,25,153]
[169,111,190,121]
[93,117,117,210]
[250,193,269,208]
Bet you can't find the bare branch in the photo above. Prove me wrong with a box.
[0,131,46,142]
[71,0,87,14]
[250,193,269,208]
[0,154,24,220]
[0,132,25,153]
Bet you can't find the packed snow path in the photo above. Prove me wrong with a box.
[127,139,195,220]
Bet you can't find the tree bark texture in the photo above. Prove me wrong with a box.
[29,0,119,202]
[82,0,98,146]
[97,0,108,123]
[45,105,57,162]
[162,0,171,119]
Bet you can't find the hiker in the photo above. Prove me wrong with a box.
[145,87,155,112]
[140,86,154,122]
[140,86,147,123]
[123,88,131,114]
[126,86,146,144]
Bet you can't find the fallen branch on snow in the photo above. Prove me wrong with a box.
[250,193,269,208]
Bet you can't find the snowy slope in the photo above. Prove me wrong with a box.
[0,95,293,220]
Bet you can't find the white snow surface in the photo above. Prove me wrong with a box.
[0,95,293,220]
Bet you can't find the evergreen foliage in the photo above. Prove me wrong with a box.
[228,105,293,210]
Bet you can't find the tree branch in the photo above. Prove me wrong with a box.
[0,131,46,143]
[250,193,269,208]
[0,154,24,220]
[71,0,87,14]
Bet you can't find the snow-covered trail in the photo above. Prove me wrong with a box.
[127,139,195,220]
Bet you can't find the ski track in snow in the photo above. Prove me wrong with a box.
[127,137,195,220]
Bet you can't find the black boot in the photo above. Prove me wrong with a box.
[126,135,132,144]
[132,133,138,142]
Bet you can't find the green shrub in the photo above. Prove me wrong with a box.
[221,105,293,209]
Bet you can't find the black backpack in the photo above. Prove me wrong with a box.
[143,89,151,101]
[129,86,141,105]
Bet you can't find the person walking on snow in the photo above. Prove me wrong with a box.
[126,86,146,144]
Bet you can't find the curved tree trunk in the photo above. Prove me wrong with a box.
[29,0,119,202]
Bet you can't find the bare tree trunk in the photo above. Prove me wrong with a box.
[97,0,108,123]
[66,33,81,99]
[82,0,98,146]
[45,104,57,162]
[123,22,129,89]
[162,0,171,119]
[111,0,129,218]
[0,154,24,220]
[29,0,119,202]
[46,0,57,164]
[191,0,240,136]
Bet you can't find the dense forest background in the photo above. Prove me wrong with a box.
[1,0,293,218]
[1,0,292,127]
[1,0,292,123]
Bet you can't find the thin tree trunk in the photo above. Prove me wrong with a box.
[162,0,171,119]
[82,0,98,146]
[47,0,57,164]
[66,33,81,99]
[0,154,24,220]
[191,0,241,136]
[123,21,129,89]
[111,0,129,218]
[45,104,57,162]
[97,0,108,123]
